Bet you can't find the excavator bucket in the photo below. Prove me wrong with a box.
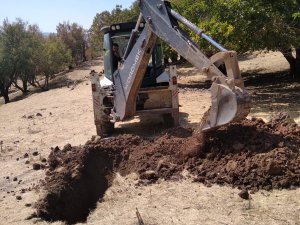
[199,52,251,132]
[199,80,251,131]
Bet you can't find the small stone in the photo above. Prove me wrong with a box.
[25,160,30,164]
[139,170,158,181]
[238,189,249,200]
[16,196,22,200]
[25,203,32,207]
[85,140,92,145]
[13,177,17,181]
[92,136,102,144]
[36,113,42,117]
[41,158,47,163]
[24,153,29,158]
[16,158,19,161]
[27,115,33,119]
[6,176,9,179]
[32,163,41,170]
[32,151,39,156]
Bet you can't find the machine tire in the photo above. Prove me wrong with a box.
[96,121,114,137]
[163,113,175,127]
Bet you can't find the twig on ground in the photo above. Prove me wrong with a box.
[136,208,145,225]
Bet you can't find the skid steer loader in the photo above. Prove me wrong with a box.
[90,0,251,137]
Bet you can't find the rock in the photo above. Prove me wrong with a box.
[85,140,92,145]
[36,113,42,117]
[33,163,41,170]
[16,196,22,200]
[139,170,158,181]
[32,151,39,156]
[13,177,17,181]
[24,153,29,158]
[41,158,47,163]
[92,136,102,144]
[25,203,32,207]
[27,115,34,119]
[25,160,30,164]
[238,189,249,200]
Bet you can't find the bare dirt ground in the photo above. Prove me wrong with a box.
[0,52,299,225]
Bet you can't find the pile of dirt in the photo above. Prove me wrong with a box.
[36,114,300,223]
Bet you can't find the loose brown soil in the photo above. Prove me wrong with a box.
[36,113,300,224]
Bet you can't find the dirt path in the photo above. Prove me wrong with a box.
[0,52,299,225]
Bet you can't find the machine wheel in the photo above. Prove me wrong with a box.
[96,121,114,137]
[163,113,175,127]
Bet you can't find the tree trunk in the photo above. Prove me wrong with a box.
[22,79,28,93]
[295,48,300,78]
[0,86,10,104]
[44,75,49,90]
[282,48,300,78]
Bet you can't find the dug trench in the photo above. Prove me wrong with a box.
[35,113,300,224]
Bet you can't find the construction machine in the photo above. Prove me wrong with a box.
[90,0,251,137]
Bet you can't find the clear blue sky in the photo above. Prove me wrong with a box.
[0,0,135,32]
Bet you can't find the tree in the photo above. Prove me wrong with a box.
[56,22,86,65]
[39,37,72,89]
[12,24,45,93]
[0,19,26,103]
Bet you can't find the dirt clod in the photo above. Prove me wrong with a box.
[33,163,41,170]
[238,189,249,200]
[139,170,158,181]
[41,158,47,163]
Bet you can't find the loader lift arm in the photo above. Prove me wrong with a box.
[112,0,251,131]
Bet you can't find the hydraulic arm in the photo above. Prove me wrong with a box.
[111,0,251,131]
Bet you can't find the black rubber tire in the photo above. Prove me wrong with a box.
[162,113,175,127]
[96,121,114,137]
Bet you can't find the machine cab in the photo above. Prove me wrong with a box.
[101,22,166,87]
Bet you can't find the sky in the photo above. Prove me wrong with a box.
[0,0,135,32]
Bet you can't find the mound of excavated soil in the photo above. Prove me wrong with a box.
[36,113,300,223]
